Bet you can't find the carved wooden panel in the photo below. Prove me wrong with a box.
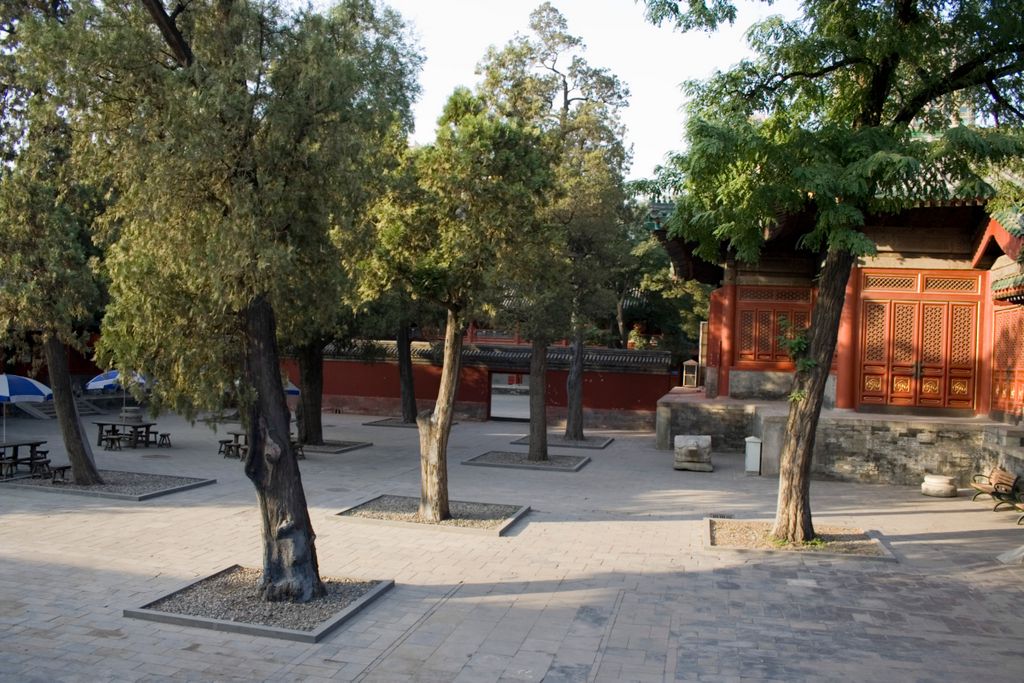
[863,303,887,363]
[738,310,755,361]
[756,310,773,359]
[991,305,1024,416]
[892,303,916,364]
[923,277,977,293]
[859,297,977,410]
[864,274,916,291]
[949,304,975,368]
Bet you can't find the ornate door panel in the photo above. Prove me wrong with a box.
[858,299,977,410]
[859,301,890,405]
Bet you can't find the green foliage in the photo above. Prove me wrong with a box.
[647,0,1024,263]
[368,89,555,321]
[0,5,102,359]
[55,0,421,417]
[476,3,631,341]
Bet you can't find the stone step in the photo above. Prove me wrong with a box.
[15,397,105,420]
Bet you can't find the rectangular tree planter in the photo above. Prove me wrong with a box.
[124,565,394,643]
[701,518,899,563]
[335,494,530,537]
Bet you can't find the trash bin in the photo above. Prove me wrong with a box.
[744,436,762,475]
[682,359,699,388]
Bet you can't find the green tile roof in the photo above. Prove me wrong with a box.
[992,209,1024,238]
[992,272,1024,291]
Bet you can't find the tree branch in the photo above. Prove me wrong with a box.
[893,46,1024,124]
[986,80,1024,121]
[139,0,193,67]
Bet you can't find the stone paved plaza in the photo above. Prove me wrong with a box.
[1,409,1022,682]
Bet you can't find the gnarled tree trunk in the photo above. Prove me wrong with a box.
[296,341,324,445]
[243,295,324,602]
[616,297,628,348]
[771,248,855,543]
[42,333,103,485]
[417,308,462,522]
[528,336,549,461]
[397,322,417,423]
[564,324,585,441]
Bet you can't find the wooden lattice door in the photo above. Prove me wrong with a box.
[859,299,977,409]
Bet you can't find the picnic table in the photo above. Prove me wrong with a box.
[0,440,49,478]
[93,421,158,449]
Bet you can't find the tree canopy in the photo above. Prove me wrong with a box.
[645,0,1024,542]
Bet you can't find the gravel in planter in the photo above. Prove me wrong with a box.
[340,494,520,530]
[147,566,378,632]
[3,469,207,497]
[465,450,589,471]
[510,434,613,449]
[710,519,885,557]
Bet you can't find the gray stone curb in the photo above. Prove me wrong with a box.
[509,435,614,449]
[335,494,531,537]
[463,452,591,472]
[701,517,899,563]
[0,475,217,501]
[123,565,394,643]
[302,440,373,454]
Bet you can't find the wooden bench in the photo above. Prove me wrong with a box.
[158,433,172,447]
[0,457,16,478]
[102,435,122,451]
[29,459,51,478]
[970,466,1020,511]
[50,465,71,483]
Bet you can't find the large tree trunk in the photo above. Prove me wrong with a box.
[296,341,324,445]
[416,308,462,522]
[771,248,856,543]
[616,297,628,348]
[243,295,324,602]
[42,333,102,485]
[397,322,417,423]
[528,336,549,461]
[564,324,585,441]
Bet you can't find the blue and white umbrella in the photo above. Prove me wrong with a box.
[0,374,53,441]
[85,370,146,393]
[284,380,300,396]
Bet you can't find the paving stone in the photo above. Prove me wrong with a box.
[1,412,1022,682]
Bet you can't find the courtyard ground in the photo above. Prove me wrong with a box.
[1,409,1021,682]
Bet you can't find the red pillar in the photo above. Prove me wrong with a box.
[719,282,736,397]
[976,270,993,416]
[835,266,861,409]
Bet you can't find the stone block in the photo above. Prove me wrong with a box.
[674,435,713,472]
[921,474,957,497]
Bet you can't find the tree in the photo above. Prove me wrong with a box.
[0,1,104,485]
[67,0,420,601]
[270,4,421,445]
[645,0,1024,541]
[487,216,571,461]
[478,3,630,442]
[369,88,553,520]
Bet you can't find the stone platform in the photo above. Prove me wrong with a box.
[656,388,1024,485]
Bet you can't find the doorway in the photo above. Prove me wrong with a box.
[489,372,529,421]
[858,298,978,410]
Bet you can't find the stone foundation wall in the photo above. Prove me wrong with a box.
[656,391,1024,485]
[810,420,988,486]
[727,370,836,408]
[655,401,755,451]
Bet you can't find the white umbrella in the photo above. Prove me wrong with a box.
[0,374,53,442]
[85,370,146,393]
[284,379,300,396]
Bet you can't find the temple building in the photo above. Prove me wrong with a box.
[654,202,1024,484]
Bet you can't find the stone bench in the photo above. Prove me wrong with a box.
[673,435,713,472]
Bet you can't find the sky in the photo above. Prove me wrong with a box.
[374,0,801,180]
